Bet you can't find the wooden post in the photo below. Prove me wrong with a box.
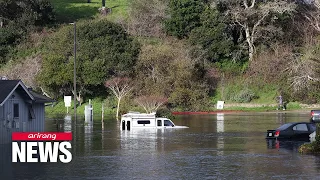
[101,103,104,122]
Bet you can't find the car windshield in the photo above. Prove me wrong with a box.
[277,123,293,130]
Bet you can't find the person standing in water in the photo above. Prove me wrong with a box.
[277,94,286,110]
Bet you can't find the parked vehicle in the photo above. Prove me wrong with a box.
[310,110,320,123]
[120,112,188,131]
[266,122,316,140]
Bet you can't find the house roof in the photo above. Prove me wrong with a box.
[0,80,53,106]
[29,90,54,103]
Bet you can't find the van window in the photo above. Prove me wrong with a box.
[164,120,174,127]
[157,120,162,126]
[137,120,150,124]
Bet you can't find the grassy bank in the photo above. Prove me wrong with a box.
[222,102,303,111]
[45,97,146,119]
[45,98,115,118]
[51,0,129,23]
[45,97,311,119]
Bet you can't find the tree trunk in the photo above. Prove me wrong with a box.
[244,25,254,61]
[116,97,121,120]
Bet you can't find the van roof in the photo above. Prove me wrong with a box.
[122,112,156,118]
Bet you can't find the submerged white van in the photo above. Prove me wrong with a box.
[120,112,188,130]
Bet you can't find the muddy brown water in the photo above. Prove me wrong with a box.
[2,111,320,179]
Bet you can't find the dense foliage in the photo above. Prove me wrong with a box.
[188,8,238,63]
[134,41,210,110]
[38,20,140,99]
[164,0,206,38]
[0,0,55,64]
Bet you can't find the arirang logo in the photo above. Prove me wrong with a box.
[12,132,72,163]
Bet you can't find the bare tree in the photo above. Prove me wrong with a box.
[127,0,167,37]
[224,0,296,61]
[105,77,132,120]
[135,95,168,113]
[303,0,320,32]
[247,44,292,83]
[286,50,320,92]
[0,54,42,88]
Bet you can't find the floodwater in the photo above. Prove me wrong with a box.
[3,111,320,179]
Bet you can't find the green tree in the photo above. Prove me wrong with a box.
[38,20,140,100]
[0,0,55,64]
[164,0,206,38]
[189,7,235,63]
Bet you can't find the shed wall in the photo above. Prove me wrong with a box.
[0,91,45,144]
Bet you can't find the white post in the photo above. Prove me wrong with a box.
[101,103,104,122]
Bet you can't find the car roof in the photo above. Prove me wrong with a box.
[276,122,314,130]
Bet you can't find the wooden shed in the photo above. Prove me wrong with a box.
[0,80,53,144]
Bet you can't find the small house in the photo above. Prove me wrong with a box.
[0,79,53,144]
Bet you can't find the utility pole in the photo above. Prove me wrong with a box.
[73,22,77,122]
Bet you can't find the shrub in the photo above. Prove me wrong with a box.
[164,0,205,38]
[232,89,256,103]
[169,84,209,111]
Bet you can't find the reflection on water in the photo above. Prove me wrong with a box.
[266,139,308,152]
[2,112,320,179]
[217,113,224,156]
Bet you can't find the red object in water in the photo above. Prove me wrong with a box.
[172,111,242,115]
[275,140,280,149]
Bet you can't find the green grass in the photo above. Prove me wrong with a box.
[251,86,278,104]
[45,96,147,120]
[50,0,129,23]
[45,98,116,118]
[223,106,276,112]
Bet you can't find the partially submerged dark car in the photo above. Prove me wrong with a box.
[266,122,316,140]
[310,110,320,123]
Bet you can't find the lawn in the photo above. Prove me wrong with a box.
[50,0,129,23]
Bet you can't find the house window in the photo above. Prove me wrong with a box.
[28,105,35,120]
[13,103,19,118]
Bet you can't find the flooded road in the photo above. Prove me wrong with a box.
[3,111,320,179]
